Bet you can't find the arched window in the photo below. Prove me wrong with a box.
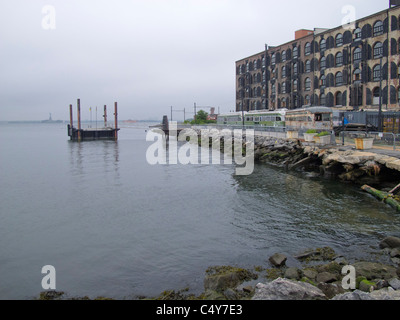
[293,62,298,75]
[373,20,384,36]
[373,42,383,59]
[305,77,311,91]
[335,52,343,67]
[335,72,343,86]
[271,83,276,94]
[305,95,310,105]
[282,50,287,62]
[282,82,286,93]
[320,39,326,52]
[271,53,276,66]
[282,66,286,78]
[320,75,326,87]
[354,47,362,62]
[354,27,362,40]
[293,46,298,59]
[335,92,342,106]
[305,42,311,56]
[353,68,361,82]
[320,93,326,106]
[320,56,326,70]
[373,64,381,81]
[336,34,343,47]
[293,79,298,92]
[305,60,311,73]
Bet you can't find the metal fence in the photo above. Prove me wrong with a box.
[338,130,400,150]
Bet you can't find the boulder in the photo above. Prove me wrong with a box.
[316,272,338,284]
[269,253,287,267]
[252,278,327,300]
[389,278,400,290]
[352,261,398,280]
[284,267,300,280]
[204,266,257,293]
[332,290,375,300]
[379,236,400,249]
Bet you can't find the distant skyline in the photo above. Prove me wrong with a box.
[0,0,388,121]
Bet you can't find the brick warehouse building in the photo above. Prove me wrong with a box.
[235,4,400,112]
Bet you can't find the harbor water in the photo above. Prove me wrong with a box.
[0,122,399,299]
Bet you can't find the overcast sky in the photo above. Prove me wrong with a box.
[0,0,388,121]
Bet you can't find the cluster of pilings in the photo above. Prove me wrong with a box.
[67,99,120,141]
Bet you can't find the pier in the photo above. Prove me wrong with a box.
[67,99,120,141]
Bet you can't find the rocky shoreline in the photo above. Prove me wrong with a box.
[38,236,400,300]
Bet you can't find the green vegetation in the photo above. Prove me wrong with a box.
[316,131,330,137]
[185,110,217,125]
[305,129,317,134]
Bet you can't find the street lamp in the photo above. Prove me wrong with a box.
[378,55,383,132]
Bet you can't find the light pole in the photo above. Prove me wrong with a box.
[378,56,383,132]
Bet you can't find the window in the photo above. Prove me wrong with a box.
[320,75,326,87]
[335,92,342,106]
[305,42,311,56]
[398,87,400,104]
[336,72,343,86]
[373,42,383,59]
[282,82,286,93]
[305,60,311,73]
[293,79,298,92]
[293,46,298,59]
[271,83,276,94]
[282,50,286,62]
[373,21,384,37]
[335,52,343,67]
[373,64,381,82]
[373,87,380,105]
[320,94,326,106]
[336,34,343,47]
[354,47,362,62]
[354,27,362,40]
[353,68,361,82]
[293,62,298,75]
[305,77,311,91]
[246,63,250,72]
[320,39,326,52]
[282,66,286,78]
[320,57,326,70]
[271,53,276,66]
[305,95,310,105]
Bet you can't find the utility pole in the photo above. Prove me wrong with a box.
[378,56,383,132]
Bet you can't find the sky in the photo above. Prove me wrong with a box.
[0,0,389,121]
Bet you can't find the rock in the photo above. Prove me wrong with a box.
[302,269,318,281]
[370,287,400,300]
[284,267,300,280]
[204,266,257,293]
[390,248,400,258]
[242,285,254,293]
[252,278,327,300]
[223,288,237,300]
[379,236,400,249]
[375,279,389,290]
[332,290,375,300]
[359,279,376,292]
[316,272,338,283]
[389,278,400,290]
[269,253,287,267]
[352,261,398,280]
[317,283,345,299]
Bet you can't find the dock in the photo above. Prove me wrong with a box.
[67,99,120,141]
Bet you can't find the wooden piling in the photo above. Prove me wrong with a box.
[104,105,107,127]
[77,98,81,142]
[69,104,73,128]
[114,102,118,141]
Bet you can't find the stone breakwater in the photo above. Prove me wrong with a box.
[193,128,400,187]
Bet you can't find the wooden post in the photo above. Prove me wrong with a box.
[114,102,118,141]
[104,105,107,127]
[69,104,73,128]
[77,98,81,142]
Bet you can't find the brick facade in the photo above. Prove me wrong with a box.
[236,6,400,112]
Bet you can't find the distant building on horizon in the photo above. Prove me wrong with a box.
[236,4,400,112]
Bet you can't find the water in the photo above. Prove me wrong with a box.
[0,122,399,299]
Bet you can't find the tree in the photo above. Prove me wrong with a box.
[196,110,208,122]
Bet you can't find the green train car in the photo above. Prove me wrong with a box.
[217,109,287,128]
